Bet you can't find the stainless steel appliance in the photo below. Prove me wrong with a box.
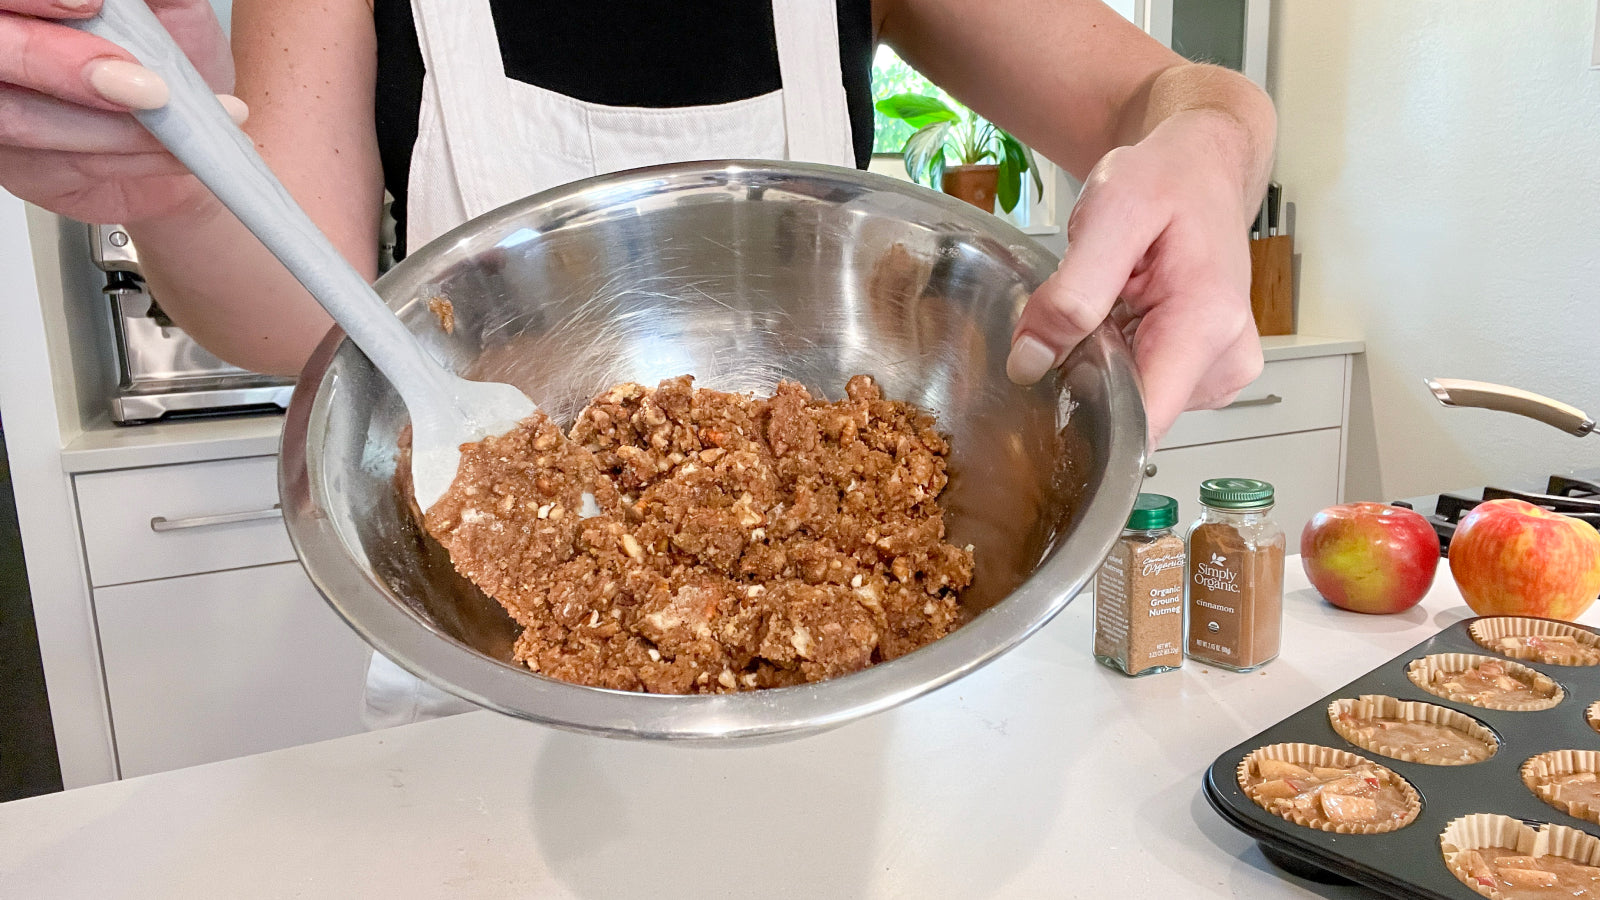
[281,160,1148,743]
[89,223,294,424]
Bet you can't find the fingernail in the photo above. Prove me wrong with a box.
[56,0,98,10]
[217,94,249,125]
[84,59,169,110]
[1006,334,1057,385]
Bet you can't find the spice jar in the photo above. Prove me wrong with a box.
[1094,493,1186,676]
[1185,478,1286,672]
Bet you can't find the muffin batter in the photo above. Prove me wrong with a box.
[1453,847,1600,899]
[422,375,974,693]
[1333,711,1494,765]
[1242,757,1416,830]
[1418,658,1561,708]
[1536,771,1600,812]
[1494,634,1600,667]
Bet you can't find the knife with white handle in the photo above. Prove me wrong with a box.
[1425,378,1596,437]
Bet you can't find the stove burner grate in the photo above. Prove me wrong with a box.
[1394,476,1600,556]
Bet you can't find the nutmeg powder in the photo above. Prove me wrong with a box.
[1095,529,1186,675]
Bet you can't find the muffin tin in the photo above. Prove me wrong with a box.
[1204,616,1600,898]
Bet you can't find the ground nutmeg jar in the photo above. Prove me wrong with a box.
[1094,493,1186,676]
[1185,478,1286,672]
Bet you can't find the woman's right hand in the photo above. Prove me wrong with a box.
[0,0,242,225]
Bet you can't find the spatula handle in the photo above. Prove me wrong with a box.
[70,0,460,422]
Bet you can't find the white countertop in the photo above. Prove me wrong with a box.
[1260,334,1364,362]
[59,412,285,473]
[0,555,1531,899]
[51,335,1362,474]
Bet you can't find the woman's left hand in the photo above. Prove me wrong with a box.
[1007,109,1267,448]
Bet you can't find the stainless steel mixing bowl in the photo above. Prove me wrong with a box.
[280,160,1146,742]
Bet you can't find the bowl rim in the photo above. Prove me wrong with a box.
[278,159,1147,741]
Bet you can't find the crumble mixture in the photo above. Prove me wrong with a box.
[422,374,974,693]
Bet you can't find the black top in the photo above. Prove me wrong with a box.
[372,0,877,255]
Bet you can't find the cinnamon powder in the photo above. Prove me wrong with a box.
[1187,521,1284,670]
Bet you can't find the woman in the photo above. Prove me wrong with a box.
[0,0,1275,722]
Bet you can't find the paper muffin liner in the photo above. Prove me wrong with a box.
[1235,742,1420,834]
[1328,695,1498,766]
[1406,652,1565,711]
[1441,813,1600,898]
[1588,700,1600,735]
[1523,750,1600,825]
[1470,617,1600,666]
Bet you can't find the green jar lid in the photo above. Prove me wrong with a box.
[1125,493,1178,530]
[1198,477,1276,509]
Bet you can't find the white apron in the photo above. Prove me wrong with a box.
[363,0,858,729]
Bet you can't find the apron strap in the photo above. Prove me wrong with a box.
[771,0,857,166]
[410,0,533,218]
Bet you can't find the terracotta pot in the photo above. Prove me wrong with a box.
[941,164,1000,212]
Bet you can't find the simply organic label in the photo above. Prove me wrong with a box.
[1188,550,1245,662]
[1193,553,1241,593]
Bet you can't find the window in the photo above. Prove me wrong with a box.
[869,48,965,156]
[867,47,1057,233]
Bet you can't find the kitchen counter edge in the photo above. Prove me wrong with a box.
[56,336,1362,473]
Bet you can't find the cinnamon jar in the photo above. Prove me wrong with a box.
[1094,493,1186,676]
[1185,478,1286,672]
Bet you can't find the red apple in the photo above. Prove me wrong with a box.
[1448,498,1600,620]
[1301,502,1440,614]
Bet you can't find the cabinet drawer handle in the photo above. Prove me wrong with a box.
[150,504,283,532]
[1222,393,1283,410]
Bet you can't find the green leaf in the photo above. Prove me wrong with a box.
[903,122,953,188]
[996,159,1020,213]
[996,134,1025,213]
[1021,142,1045,199]
[874,93,960,129]
[969,121,998,166]
[991,134,1045,214]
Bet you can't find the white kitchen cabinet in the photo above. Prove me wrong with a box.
[93,561,371,778]
[1143,341,1358,543]
[1142,427,1342,545]
[75,455,294,587]
[1158,356,1345,450]
[71,453,371,779]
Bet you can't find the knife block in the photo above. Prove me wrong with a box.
[1248,234,1294,336]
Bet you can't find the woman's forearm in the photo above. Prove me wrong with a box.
[119,0,384,377]
[1115,62,1277,220]
[125,187,342,377]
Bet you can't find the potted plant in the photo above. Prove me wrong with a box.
[874,93,1043,214]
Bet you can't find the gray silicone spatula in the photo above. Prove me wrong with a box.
[73,0,540,513]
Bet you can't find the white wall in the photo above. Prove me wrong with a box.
[1270,0,1600,500]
